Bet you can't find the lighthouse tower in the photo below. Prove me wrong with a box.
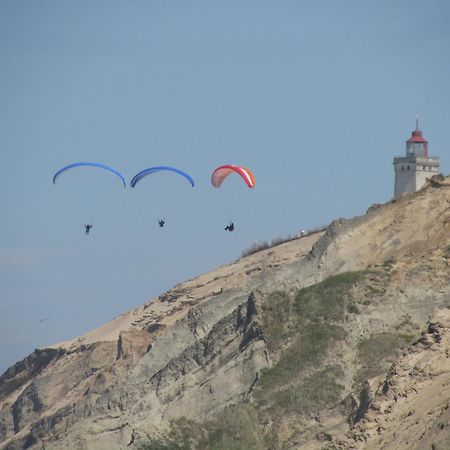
[393,118,440,198]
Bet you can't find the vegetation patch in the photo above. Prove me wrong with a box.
[294,271,365,322]
[257,323,346,393]
[241,235,297,257]
[354,332,415,388]
[270,365,345,414]
[241,226,327,257]
[382,257,396,270]
[241,240,271,257]
[141,438,187,450]
[201,404,263,450]
[142,269,396,450]
[141,406,264,450]
[397,332,416,343]
[255,272,368,411]
[347,302,360,314]
[365,284,386,295]
[260,291,293,352]
[444,244,450,259]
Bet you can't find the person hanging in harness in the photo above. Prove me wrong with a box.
[84,224,93,234]
[224,222,235,232]
[158,219,165,228]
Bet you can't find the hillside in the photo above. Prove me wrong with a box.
[1,176,450,450]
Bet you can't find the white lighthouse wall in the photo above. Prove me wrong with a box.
[415,166,440,191]
[394,165,416,197]
[394,157,440,198]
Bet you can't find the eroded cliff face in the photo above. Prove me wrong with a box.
[1,177,450,450]
[319,308,450,450]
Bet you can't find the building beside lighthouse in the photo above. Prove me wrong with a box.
[393,120,440,198]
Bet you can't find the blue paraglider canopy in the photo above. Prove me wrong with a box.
[130,166,195,188]
[52,162,127,188]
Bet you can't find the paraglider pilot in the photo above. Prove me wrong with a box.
[225,222,235,232]
[158,219,165,228]
[84,224,93,234]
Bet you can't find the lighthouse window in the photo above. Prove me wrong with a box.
[407,165,410,170]
[401,166,404,170]
[423,166,425,169]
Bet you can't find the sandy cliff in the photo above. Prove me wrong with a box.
[1,176,450,450]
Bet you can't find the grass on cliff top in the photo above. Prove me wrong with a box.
[241,235,296,257]
[241,226,328,257]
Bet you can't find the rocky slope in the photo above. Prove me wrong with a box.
[340,308,450,450]
[1,176,450,450]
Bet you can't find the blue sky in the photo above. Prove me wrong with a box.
[1,0,449,372]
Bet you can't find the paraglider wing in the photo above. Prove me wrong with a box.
[130,166,195,188]
[211,164,255,188]
[52,162,126,188]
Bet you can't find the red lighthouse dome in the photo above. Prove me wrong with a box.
[406,118,428,157]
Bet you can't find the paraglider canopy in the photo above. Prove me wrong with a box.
[211,164,255,188]
[130,166,195,188]
[53,162,126,188]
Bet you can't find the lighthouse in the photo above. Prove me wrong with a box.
[393,118,440,198]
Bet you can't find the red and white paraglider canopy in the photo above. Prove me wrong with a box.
[211,164,255,188]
